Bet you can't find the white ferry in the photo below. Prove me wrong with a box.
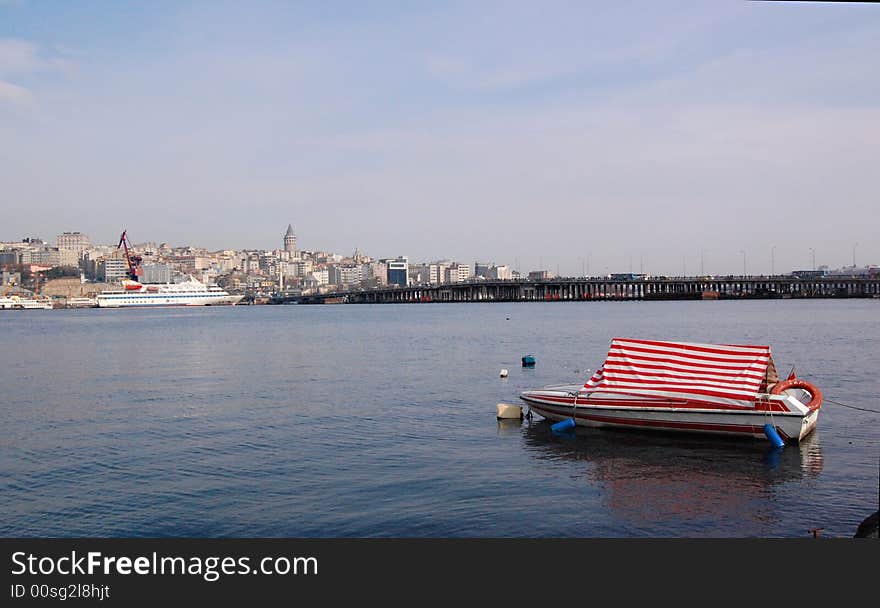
[0,294,54,310]
[96,278,244,308]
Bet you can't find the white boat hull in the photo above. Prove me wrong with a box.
[520,387,819,443]
[97,294,243,307]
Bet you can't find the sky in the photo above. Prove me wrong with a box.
[1,0,878,276]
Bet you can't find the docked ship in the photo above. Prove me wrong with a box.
[97,278,243,308]
[95,229,243,308]
[0,294,54,310]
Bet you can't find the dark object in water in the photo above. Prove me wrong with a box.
[522,355,536,367]
[854,511,878,538]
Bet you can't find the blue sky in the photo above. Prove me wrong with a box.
[2,1,878,275]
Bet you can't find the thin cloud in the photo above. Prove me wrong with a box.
[0,39,43,75]
[0,79,32,102]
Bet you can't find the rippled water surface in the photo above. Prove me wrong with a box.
[2,300,878,537]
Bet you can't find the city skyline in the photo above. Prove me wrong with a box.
[2,1,879,276]
[2,222,872,279]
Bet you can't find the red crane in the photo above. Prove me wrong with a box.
[117,229,143,281]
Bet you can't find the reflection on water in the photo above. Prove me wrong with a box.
[521,421,824,534]
[497,418,526,437]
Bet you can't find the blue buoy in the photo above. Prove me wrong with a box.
[551,418,576,432]
[763,423,785,448]
[522,355,536,367]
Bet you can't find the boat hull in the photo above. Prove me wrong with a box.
[520,389,819,443]
[96,293,244,307]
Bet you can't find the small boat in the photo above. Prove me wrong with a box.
[520,338,822,443]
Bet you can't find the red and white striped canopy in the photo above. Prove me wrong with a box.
[583,338,778,407]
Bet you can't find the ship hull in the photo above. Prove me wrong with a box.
[96,293,243,308]
[521,388,819,443]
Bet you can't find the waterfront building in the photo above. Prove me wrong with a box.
[141,263,173,284]
[528,270,554,280]
[0,250,21,266]
[475,262,512,281]
[329,265,363,286]
[285,260,309,278]
[368,261,388,286]
[56,231,92,254]
[386,256,408,286]
[309,269,329,286]
[172,255,213,273]
[215,256,237,273]
[444,263,472,284]
[258,252,279,275]
[199,268,220,285]
[21,247,71,268]
[408,263,431,285]
[357,263,373,284]
[284,224,297,256]
[58,249,79,267]
[328,265,343,285]
[244,255,260,274]
[98,258,129,282]
[430,262,450,284]
[319,253,344,264]
[217,272,245,291]
[80,247,116,280]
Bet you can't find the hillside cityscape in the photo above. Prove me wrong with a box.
[1,224,878,305]
[1,224,518,303]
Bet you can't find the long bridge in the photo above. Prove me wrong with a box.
[270,275,880,304]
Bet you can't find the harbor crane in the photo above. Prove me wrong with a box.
[117,230,143,282]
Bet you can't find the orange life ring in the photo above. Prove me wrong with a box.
[771,379,823,410]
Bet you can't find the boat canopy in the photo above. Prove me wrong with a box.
[583,338,779,408]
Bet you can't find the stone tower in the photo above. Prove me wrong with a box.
[283,224,297,256]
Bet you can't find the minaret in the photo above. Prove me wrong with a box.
[283,224,297,256]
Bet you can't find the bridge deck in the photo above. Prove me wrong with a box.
[270,276,880,304]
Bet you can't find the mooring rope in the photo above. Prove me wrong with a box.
[825,397,880,415]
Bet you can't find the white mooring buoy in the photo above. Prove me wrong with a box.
[499,368,509,378]
[496,403,522,419]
